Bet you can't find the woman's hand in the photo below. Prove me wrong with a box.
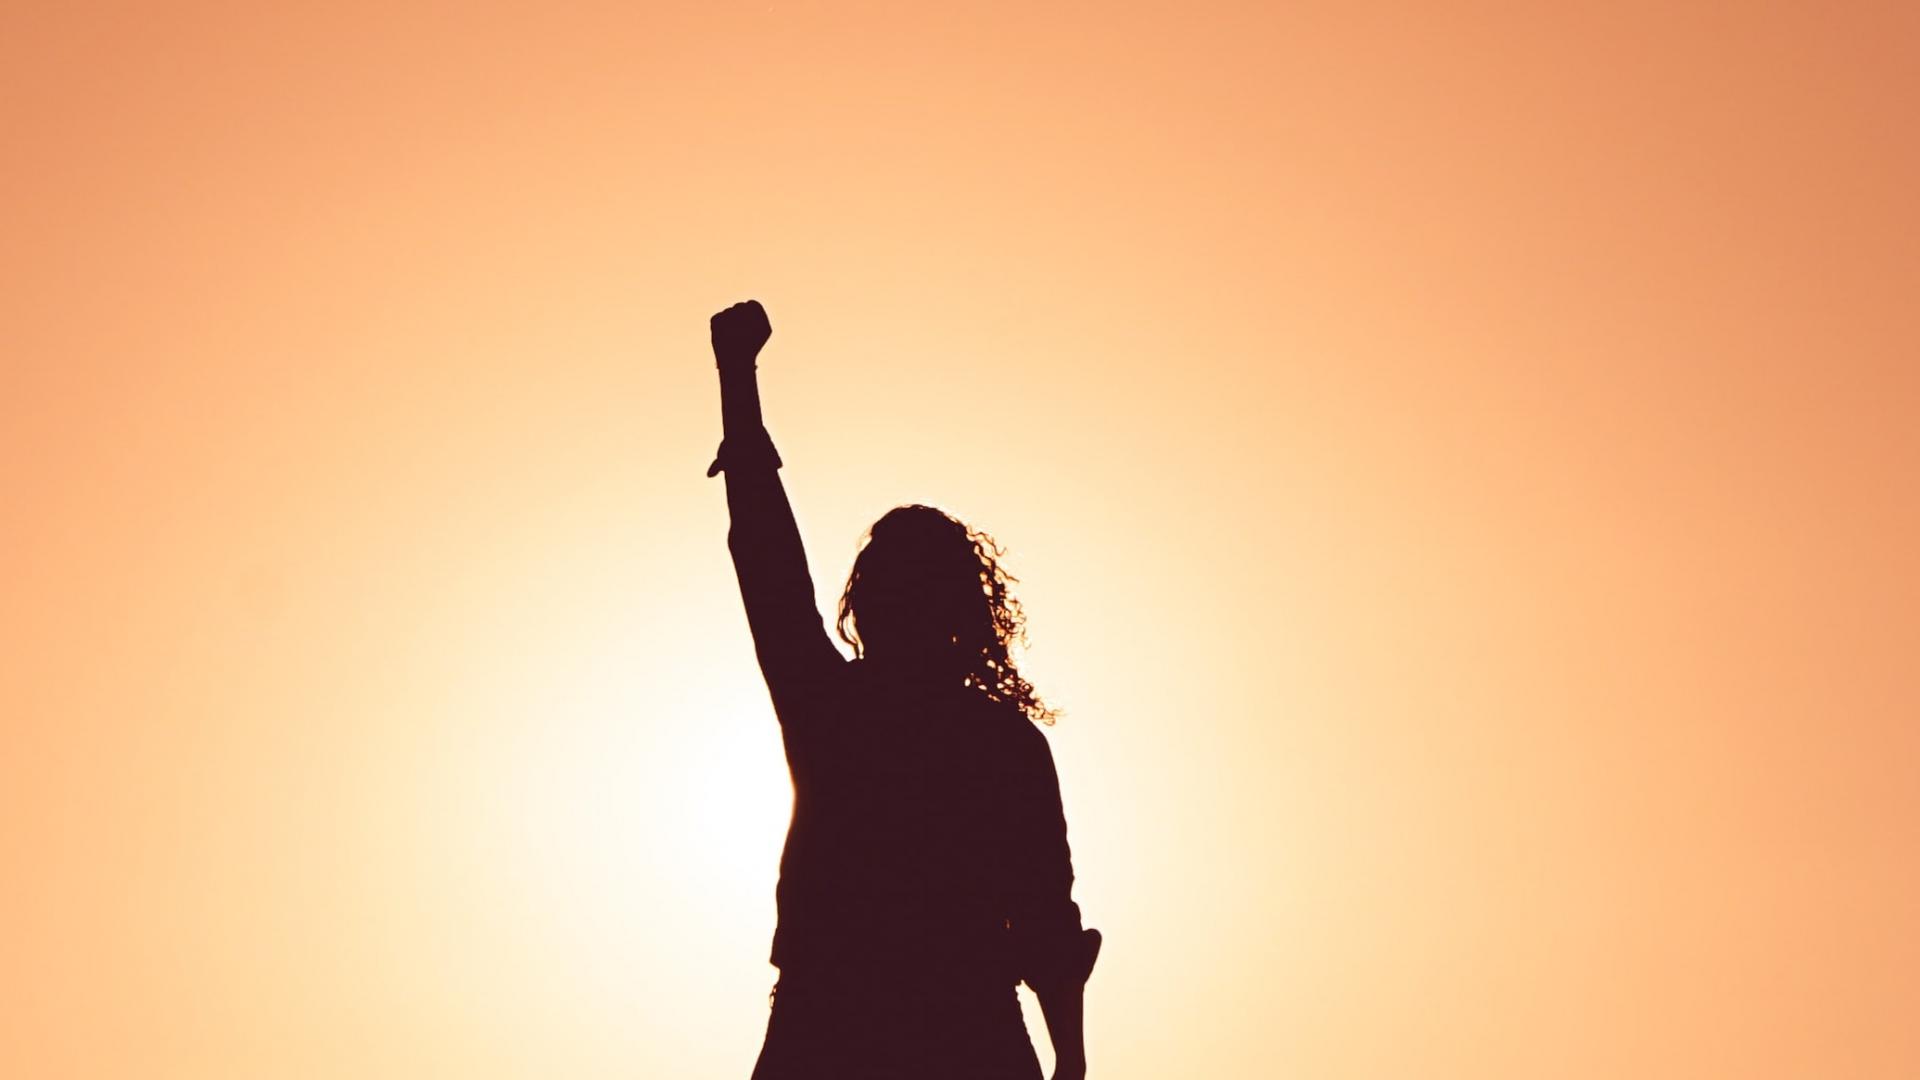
[711,299,771,368]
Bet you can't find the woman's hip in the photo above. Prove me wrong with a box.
[751,974,1040,1080]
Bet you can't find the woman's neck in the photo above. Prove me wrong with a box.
[862,649,967,687]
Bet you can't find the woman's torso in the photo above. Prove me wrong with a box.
[770,660,1039,984]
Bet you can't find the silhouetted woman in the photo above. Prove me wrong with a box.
[706,300,1101,1080]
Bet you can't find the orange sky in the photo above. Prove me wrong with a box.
[3,3,1916,1078]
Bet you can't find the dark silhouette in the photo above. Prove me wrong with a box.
[706,300,1101,1080]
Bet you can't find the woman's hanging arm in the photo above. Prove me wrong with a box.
[1009,729,1103,1080]
[707,300,844,713]
[1034,973,1094,1080]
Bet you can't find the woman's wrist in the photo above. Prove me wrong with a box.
[716,358,766,434]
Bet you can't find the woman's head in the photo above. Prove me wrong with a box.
[837,504,1058,724]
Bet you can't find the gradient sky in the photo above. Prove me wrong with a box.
[4,3,1916,1078]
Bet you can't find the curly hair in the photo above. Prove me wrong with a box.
[835,504,1060,726]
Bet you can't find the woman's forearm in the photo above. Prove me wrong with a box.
[1034,982,1087,1077]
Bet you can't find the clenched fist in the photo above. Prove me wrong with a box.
[711,299,771,368]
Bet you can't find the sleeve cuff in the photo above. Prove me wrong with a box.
[706,432,784,478]
[1020,925,1101,990]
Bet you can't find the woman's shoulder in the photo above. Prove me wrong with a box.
[968,693,1051,756]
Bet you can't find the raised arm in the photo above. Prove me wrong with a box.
[706,300,844,718]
